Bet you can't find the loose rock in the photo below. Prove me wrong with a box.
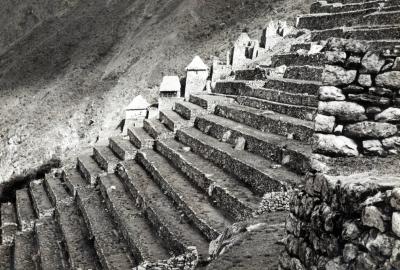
[234,137,246,150]
[313,134,359,157]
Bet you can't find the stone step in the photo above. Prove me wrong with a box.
[174,101,208,120]
[366,39,400,50]
[156,139,261,221]
[15,188,35,232]
[310,0,383,14]
[74,178,136,269]
[43,172,101,268]
[176,128,302,196]
[289,43,312,52]
[109,136,138,160]
[1,202,17,245]
[195,114,312,175]
[29,180,54,219]
[76,155,105,185]
[137,150,231,241]
[62,168,90,198]
[284,66,324,82]
[34,217,66,270]
[159,110,191,132]
[326,0,384,4]
[214,103,314,143]
[311,25,400,41]
[98,173,170,262]
[44,172,73,207]
[236,96,317,121]
[213,80,264,96]
[143,119,174,140]
[271,52,329,67]
[14,231,36,270]
[296,8,377,30]
[383,4,400,11]
[189,94,236,111]
[0,245,12,270]
[128,127,155,149]
[55,202,101,270]
[116,160,210,261]
[234,68,268,80]
[93,145,121,173]
[213,81,318,107]
[360,10,400,26]
[264,77,321,96]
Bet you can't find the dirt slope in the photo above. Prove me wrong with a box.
[0,0,312,185]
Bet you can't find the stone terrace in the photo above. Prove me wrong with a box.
[1,0,400,269]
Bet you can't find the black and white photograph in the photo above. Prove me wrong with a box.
[0,0,399,269]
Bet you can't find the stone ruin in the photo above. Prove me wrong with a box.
[158,75,182,111]
[124,95,150,131]
[184,56,209,100]
[0,0,400,269]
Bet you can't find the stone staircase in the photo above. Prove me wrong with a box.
[1,0,400,269]
[0,85,306,268]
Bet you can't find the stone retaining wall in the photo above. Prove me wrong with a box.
[313,38,400,157]
[279,173,400,270]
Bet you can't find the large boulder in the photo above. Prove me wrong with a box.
[375,107,400,122]
[313,134,359,157]
[376,71,400,89]
[318,101,367,122]
[344,121,398,139]
[361,51,385,74]
[322,65,357,86]
[319,86,345,101]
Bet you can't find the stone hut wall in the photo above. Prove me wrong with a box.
[279,173,400,270]
[313,39,400,157]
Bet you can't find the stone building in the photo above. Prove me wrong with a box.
[124,95,150,130]
[260,20,293,50]
[229,32,260,70]
[158,75,182,110]
[184,56,209,100]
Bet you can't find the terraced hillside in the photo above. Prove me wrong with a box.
[0,0,313,185]
[1,0,400,269]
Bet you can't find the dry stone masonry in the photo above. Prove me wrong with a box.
[280,172,400,270]
[314,39,400,157]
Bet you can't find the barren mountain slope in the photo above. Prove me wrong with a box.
[0,0,312,185]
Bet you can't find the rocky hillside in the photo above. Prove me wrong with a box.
[0,0,312,185]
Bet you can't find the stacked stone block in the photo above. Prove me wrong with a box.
[313,38,400,157]
[280,173,400,270]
